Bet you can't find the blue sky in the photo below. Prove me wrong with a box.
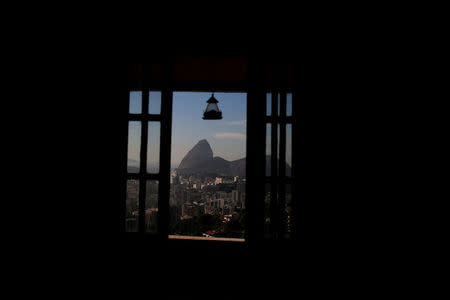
[128,91,292,170]
[171,92,247,168]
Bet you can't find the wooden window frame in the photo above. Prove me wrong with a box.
[120,61,296,245]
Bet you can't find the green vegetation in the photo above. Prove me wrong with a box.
[170,212,245,238]
[170,214,221,236]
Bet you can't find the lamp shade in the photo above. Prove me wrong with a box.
[203,94,222,120]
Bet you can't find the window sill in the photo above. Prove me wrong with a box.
[168,235,245,242]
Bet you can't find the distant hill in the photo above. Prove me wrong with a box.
[127,166,140,173]
[127,161,159,174]
[177,139,291,177]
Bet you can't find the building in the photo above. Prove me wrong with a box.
[181,203,200,218]
[145,208,158,232]
[232,190,242,205]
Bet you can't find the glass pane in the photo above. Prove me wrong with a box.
[287,93,292,116]
[205,103,219,112]
[286,124,292,177]
[147,122,160,173]
[125,180,139,232]
[278,93,281,116]
[264,182,271,238]
[127,122,141,173]
[284,184,293,239]
[149,91,161,114]
[266,124,271,176]
[129,91,142,114]
[145,180,159,233]
[277,124,280,176]
[266,93,271,116]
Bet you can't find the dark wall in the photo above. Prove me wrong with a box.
[43,55,394,298]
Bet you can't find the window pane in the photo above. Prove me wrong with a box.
[149,91,161,114]
[266,93,271,116]
[264,182,271,238]
[277,124,280,176]
[287,93,292,116]
[145,180,159,233]
[286,124,292,177]
[127,122,141,173]
[129,91,142,114]
[278,93,281,116]
[266,124,271,176]
[284,184,293,239]
[126,180,139,232]
[147,122,160,173]
[266,123,281,177]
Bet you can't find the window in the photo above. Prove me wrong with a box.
[125,90,247,242]
[123,63,296,242]
[125,90,163,233]
[168,92,246,242]
[264,91,294,239]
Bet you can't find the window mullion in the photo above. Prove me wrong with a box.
[128,115,162,122]
[139,89,150,232]
[158,60,173,239]
[278,91,287,239]
[291,88,297,240]
[270,91,279,238]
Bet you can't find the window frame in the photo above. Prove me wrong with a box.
[265,90,294,240]
[120,61,296,245]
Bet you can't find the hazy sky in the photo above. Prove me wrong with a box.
[127,91,292,171]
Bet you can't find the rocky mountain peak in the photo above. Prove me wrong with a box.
[177,139,291,177]
[178,139,213,170]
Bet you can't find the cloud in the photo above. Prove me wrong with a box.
[214,132,246,140]
[227,120,246,126]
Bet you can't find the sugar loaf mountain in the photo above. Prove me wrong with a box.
[177,139,291,177]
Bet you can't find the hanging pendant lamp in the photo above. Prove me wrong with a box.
[203,93,222,120]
